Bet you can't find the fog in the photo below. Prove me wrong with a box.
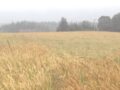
[0,0,120,24]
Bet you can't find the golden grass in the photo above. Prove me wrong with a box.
[0,31,120,90]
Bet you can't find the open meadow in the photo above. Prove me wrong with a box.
[0,31,120,90]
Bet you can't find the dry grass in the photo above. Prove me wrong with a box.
[0,31,120,90]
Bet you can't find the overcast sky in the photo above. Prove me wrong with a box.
[0,0,120,23]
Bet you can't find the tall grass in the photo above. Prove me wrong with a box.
[0,32,120,90]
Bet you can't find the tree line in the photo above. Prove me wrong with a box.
[0,21,57,32]
[57,12,120,32]
[98,13,120,32]
[57,17,96,32]
[0,12,120,32]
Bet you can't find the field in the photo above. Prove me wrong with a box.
[0,31,120,90]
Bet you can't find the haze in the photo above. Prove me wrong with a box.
[0,0,120,23]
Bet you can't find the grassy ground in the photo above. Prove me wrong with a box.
[0,31,120,90]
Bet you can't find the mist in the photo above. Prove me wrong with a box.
[0,8,120,24]
[0,0,120,24]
